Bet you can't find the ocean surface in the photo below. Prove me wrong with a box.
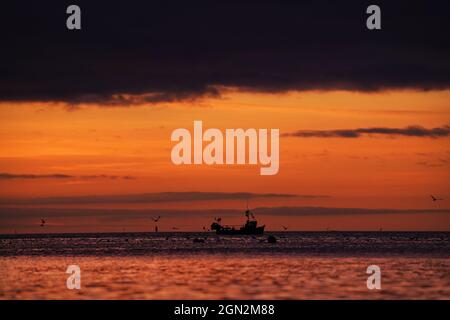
[0,232,449,299]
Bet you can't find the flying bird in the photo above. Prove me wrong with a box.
[430,195,443,201]
[151,216,161,222]
[40,219,46,227]
[282,225,288,231]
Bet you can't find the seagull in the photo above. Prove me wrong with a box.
[282,225,288,231]
[40,219,46,227]
[151,216,161,222]
[431,195,443,202]
[215,217,222,223]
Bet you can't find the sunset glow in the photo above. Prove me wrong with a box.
[1,90,449,233]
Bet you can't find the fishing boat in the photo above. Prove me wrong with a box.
[210,208,265,235]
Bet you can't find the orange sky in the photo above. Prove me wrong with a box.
[0,90,449,232]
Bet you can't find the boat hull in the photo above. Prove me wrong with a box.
[215,226,265,235]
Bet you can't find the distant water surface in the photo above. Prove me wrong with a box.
[0,232,449,299]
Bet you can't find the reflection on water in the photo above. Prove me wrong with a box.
[1,255,449,299]
[0,232,449,299]
[1,232,449,256]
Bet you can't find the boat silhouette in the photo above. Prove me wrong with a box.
[210,208,265,235]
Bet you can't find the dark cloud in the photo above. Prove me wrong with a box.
[0,192,323,205]
[416,157,450,168]
[416,161,444,168]
[1,1,449,105]
[0,173,72,179]
[283,125,450,138]
[255,207,450,217]
[0,206,448,221]
[0,173,135,180]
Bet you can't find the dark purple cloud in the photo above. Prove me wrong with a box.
[0,192,322,205]
[0,206,448,221]
[284,125,450,138]
[0,173,135,180]
[1,1,449,105]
